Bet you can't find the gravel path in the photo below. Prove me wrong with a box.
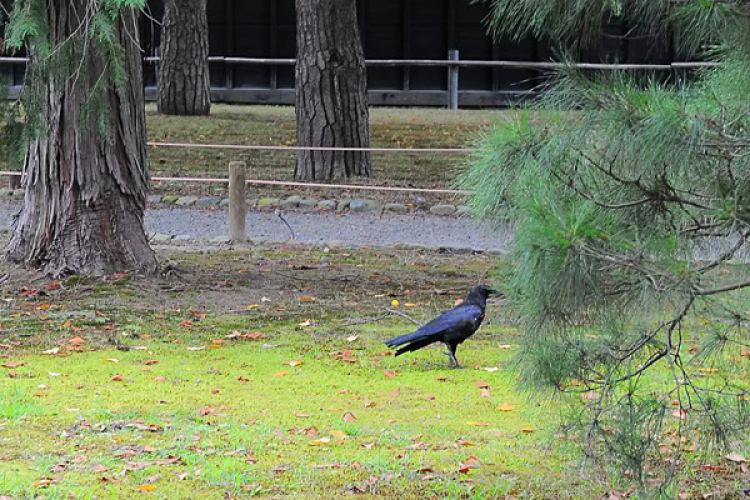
[0,203,513,252]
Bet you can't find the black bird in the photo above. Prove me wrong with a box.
[385,285,502,368]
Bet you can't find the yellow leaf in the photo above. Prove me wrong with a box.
[497,404,515,412]
[467,421,488,427]
[245,304,260,310]
[391,300,399,307]
[139,485,156,491]
[285,360,304,367]
[272,371,288,377]
[330,430,347,441]
[62,320,72,329]
[699,367,719,373]
[309,437,331,446]
[209,344,221,349]
[520,427,534,433]
[299,296,316,301]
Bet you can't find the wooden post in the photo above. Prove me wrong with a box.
[229,161,246,242]
[448,49,459,110]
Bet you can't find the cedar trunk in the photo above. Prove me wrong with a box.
[157,0,211,115]
[4,3,159,277]
[295,0,370,180]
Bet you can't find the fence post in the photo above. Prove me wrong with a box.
[229,161,246,242]
[448,49,459,110]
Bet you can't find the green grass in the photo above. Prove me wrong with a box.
[0,325,596,499]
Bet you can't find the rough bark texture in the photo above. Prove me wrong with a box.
[295,0,370,180]
[4,3,159,277]
[157,0,211,116]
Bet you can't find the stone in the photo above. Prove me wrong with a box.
[298,198,319,210]
[162,195,180,204]
[245,199,257,208]
[211,236,232,244]
[430,204,457,216]
[12,189,24,199]
[175,196,199,207]
[147,195,162,204]
[219,199,231,207]
[337,198,351,211]
[174,235,193,242]
[0,189,14,199]
[281,195,302,209]
[152,234,173,243]
[318,200,337,211]
[196,197,222,207]
[384,203,408,213]
[349,199,381,212]
[257,197,280,208]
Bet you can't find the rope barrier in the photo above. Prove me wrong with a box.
[147,141,476,154]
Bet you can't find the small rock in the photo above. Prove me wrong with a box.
[337,199,351,211]
[211,236,232,244]
[147,195,163,204]
[161,195,180,204]
[281,195,302,209]
[384,203,408,213]
[299,198,319,210]
[173,235,193,242]
[350,199,381,212]
[257,198,280,208]
[196,197,222,207]
[318,200,337,211]
[0,189,14,199]
[175,196,199,207]
[430,204,457,216]
[12,189,24,199]
[245,199,257,208]
[152,234,173,243]
[219,199,231,207]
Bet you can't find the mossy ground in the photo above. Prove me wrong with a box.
[0,243,747,499]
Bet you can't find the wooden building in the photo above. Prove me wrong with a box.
[3,1,680,106]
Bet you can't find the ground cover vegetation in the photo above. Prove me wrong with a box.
[0,243,748,499]
[458,0,750,495]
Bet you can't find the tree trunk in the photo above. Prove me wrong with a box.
[157,0,211,116]
[295,0,370,180]
[4,3,159,277]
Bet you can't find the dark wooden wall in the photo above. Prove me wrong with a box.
[2,0,679,106]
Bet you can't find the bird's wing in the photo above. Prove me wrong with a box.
[385,304,484,346]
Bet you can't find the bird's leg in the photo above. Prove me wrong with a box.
[443,344,461,369]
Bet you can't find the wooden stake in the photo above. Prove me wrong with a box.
[229,161,246,242]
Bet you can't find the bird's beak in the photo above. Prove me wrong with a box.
[488,289,503,297]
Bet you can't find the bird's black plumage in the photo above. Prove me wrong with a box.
[385,285,502,367]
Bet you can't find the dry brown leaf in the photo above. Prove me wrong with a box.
[110,374,124,382]
[1,361,24,369]
[520,426,534,433]
[384,371,397,378]
[480,388,491,398]
[294,411,311,418]
[144,360,159,366]
[272,371,288,377]
[285,360,304,367]
[725,452,747,463]
[68,336,85,346]
[299,296,316,301]
[467,421,488,427]
[582,390,600,401]
[343,411,357,422]
[199,406,216,417]
[474,380,489,389]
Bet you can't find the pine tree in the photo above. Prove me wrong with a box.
[459,0,750,492]
[3,0,158,276]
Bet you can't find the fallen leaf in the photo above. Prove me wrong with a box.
[725,452,747,463]
[435,376,449,382]
[186,346,205,351]
[699,367,719,374]
[480,388,491,398]
[309,437,331,446]
[362,442,375,449]
[199,406,216,417]
[391,299,400,307]
[343,411,357,422]
[582,390,600,401]
[467,421,488,427]
[364,400,376,408]
[245,304,260,310]
[104,358,119,363]
[520,427,534,433]
[298,320,312,327]
[740,350,750,357]
[110,374,124,382]
[456,438,474,447]
[62,320,73,329]
[474,380,489,389]
[285,360,304,367]
[43,348,60,355]
[1,361,24,369]
[144,360,159,366]
[179,320,192,327]
[384,371,397,378]
[294,411,311,418]
[68,336,85,346]
[44,281,61,291]
[272,371,287,377]
[330,430,348,441]
[481,367,499,372]
[347,335,359,342]
[139,485,156,491]
[497,403,515,412]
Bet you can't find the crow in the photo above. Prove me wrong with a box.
[385,285,502,368]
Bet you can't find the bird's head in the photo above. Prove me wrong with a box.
[477,285,503,298]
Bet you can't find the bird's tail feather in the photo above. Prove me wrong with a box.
[394,337,436,357]
[385,330,430,347]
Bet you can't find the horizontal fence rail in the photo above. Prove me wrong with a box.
[2,56,717,71]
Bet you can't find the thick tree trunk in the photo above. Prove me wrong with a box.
[157,0,211,116]
[295,0,370,180]
[4,3,159,277]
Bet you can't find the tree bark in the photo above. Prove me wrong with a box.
[4,2,159,277]
[157,0,211,116]
[295,0,370,180]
